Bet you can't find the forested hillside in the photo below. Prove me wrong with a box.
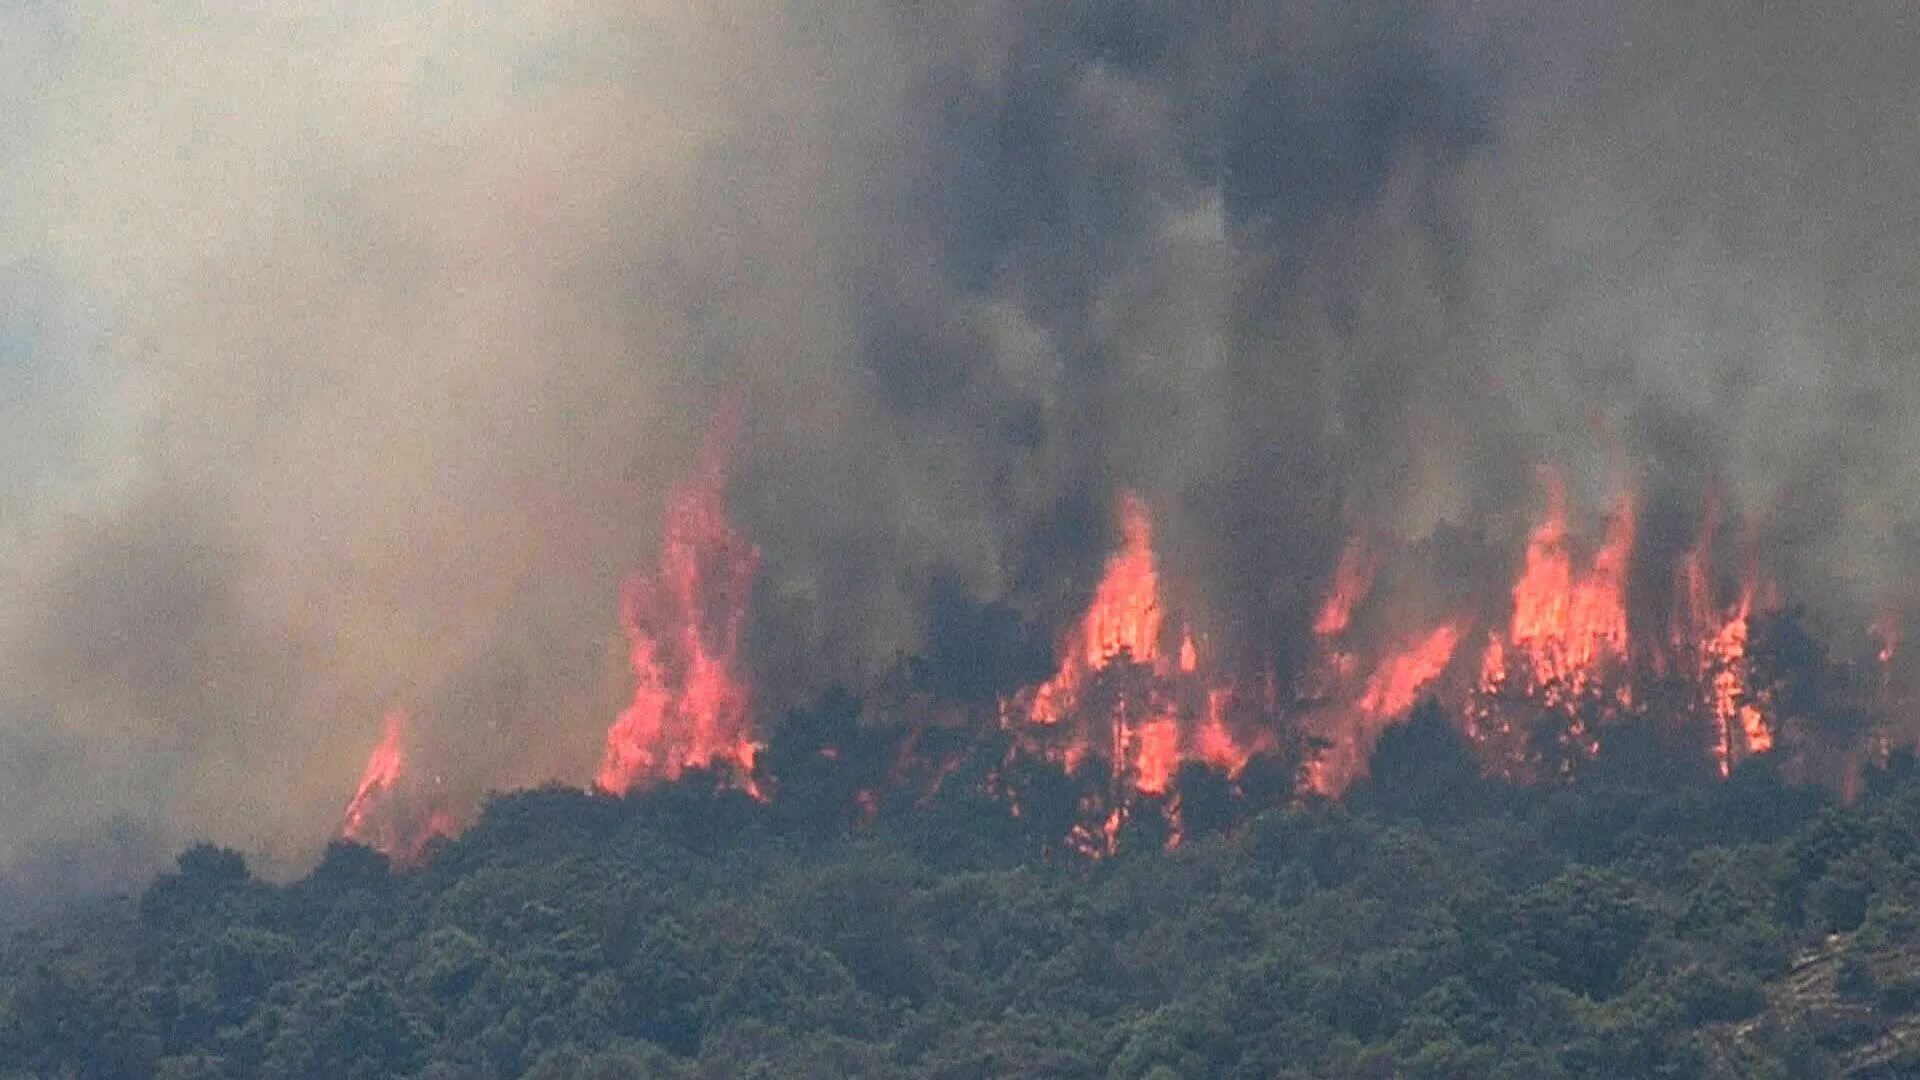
[7,704,1920,1080]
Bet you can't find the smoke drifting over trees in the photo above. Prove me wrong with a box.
[4,3,1920,906]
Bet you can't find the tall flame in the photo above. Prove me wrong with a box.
[1668,504,1774,774]
[1003,490,1264,848]
[1314,536,1378,639]
[1456,476,1794,777]
[1133,717,1182,795]
[596,425,762,796]
[1673,496,1722,657]
[1028,491,1166,726]
[1500,469,1634,693]
[328,435,1892,867]
[1703,587,1771,772]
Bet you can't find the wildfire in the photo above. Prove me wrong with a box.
[341,709,456,864]
[1314,536,1378,639]
[1665,502,1774,774]
[1872,612,1901,671]
[337,406,770,869]
[1454,475,1796,777]
[1497,469,1634,696]
[1001,491,1265,848]
[596,426,762,796]
[1703,589,1772,771]
[1359,624,1462,719]
[1195,687,1256,775]
[332,438,1889,871]
[1870,611,1902,710]
[1134,717,1182,795]
[1012,490,1195,792]
[1302,619,1463,796]
[1673,497,1722,657]
[1026,491,1167,726]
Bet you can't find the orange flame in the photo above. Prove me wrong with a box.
[597,428,762,796]
[1306,621,1463,796]
[1703,588,1772,772]
[1502,469,1634,692]
[1133,717,1182,795]
[1461,471,1646,774]
[341,709,456,864]
[1359,624,1462,719]
[1195,687,1255,775]
[1668,506,1776,775]
[1019,489,1171,788]
[1028,491,1165,726]
[342,710,407,835]
[1314,536,1378,639]
[1673,496,1722,652]
[1001,490,1265,851]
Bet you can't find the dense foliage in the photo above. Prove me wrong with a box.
[7,703,1920,1079]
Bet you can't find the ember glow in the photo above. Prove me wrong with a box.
[1703,588,1772,770]
[1874,614,1902,669]
[1872,612,1902,707]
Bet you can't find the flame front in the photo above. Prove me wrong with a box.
[1703,589,1771,772]
[596,442,762,796]
[1002,491,1262,851]
[1498,469,1634,696]
[1461,473,1801,778]
[1302,620,1463,796]
[1665,503,1773,775]
[1026,491,1166,728]
[333,450,1871,868]
[1359,624,1462,719]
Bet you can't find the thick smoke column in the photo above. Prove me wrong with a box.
[3,2,1919,908]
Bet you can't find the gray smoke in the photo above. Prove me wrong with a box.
[3,1,1917,910]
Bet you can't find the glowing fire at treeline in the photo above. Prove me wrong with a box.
[339,709,457,864]
[594,431,760,798]
[995,492,1267,854]
[337,427,1901,863]
[339,417,764,864]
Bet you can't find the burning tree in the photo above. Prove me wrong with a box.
[335,452,1900,866]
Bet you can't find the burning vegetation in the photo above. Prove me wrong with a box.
[339,418,1906,865]
[338,710,457,866]
[594,425,761,800]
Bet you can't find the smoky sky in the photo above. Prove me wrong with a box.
[3,1,1919,907]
